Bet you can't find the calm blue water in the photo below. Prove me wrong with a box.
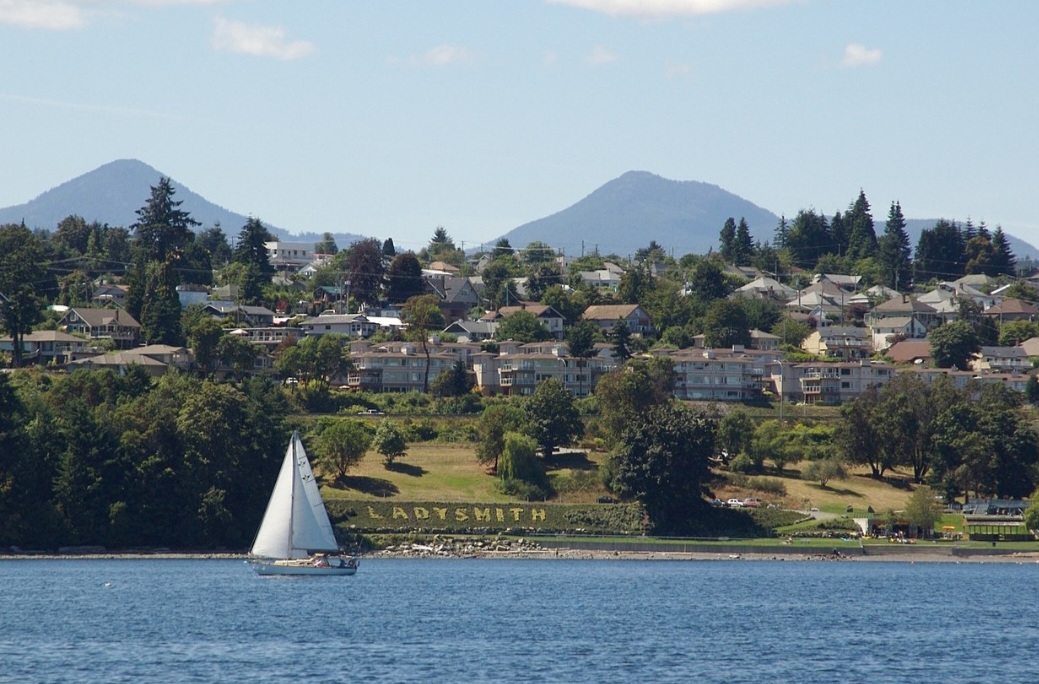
[1,558,1037,683]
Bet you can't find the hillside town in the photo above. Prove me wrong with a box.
[5,199,1039,408]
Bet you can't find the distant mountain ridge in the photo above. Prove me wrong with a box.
[494,170,1039,261]
[2,161,1035,262]
[497,171,780,257]
[0,159,366,246]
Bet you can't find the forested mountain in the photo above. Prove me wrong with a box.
[2,161,1035,262]
[0,159,367,246]
[496,171,779,258]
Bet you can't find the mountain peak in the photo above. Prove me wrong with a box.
[496,171,778,257]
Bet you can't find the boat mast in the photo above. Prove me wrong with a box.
[287,433,297,556]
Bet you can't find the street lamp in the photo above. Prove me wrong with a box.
[777,358,784,423]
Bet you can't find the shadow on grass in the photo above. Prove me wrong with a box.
[545,450,596,472]
[385,462,427,477]
[807,483,863,497]
[337,475,399,497]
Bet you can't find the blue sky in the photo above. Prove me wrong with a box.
[1,0,1036,256]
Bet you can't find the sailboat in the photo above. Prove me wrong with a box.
[249,431,358,576]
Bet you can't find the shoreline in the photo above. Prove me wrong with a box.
[3,547,1039,564]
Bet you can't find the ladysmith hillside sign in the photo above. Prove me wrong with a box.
[327,500,646,534]
[368,504,547,525]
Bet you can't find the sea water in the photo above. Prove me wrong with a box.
[1,558,1037,683]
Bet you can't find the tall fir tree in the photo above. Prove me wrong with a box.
[845,190,877,262]
[734,218,754,266]
[231,218,275,304]
[991,226,1017,276]
[131,177,199,263]
[718,218,737,263]
[878,201,912,290]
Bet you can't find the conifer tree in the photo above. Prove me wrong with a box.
[734,218,754,266]
[719,217,736,263]
[991,226,1017,276]
[878,201,912,290]
[845,190,877,262]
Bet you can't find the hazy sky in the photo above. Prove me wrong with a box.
[1,0,1036,255]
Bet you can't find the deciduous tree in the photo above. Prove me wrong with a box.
[524,378,582,457]
[607,404,716,533]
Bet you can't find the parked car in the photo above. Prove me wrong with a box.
[711,499,726,507]
[726,498,744,507]
[742,498,762,508]
[357,409,385,416]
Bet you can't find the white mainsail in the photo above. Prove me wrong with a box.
[250,432,339,559]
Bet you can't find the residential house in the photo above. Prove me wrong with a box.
[669,347,779,402]
[227,326,301,352]
[982,298,1039,323]
[425,275,481,321]
[582,304,653,336]
[68,350,171,377]
[474,342,617,397]
[801,325,872,360]
[266,241,319,272]
[732,277,797,302]
[883,339,932,365]
[297,312,378,339]
[869,315,928,351]
[443,319,498,342]
[814,273,862,290]
[723,264,766,281]
[480,303,565,339]
[91,282,128,307]
[0,330,92,365]
[58,307,141,349]
[785,291,841,320]
[867,294,941,332]
[176,283,210,308]
[577,269,622,290]
[748,328,781,351]
[201,302,277,327]
[972,346,1031,374]
[427,261,460,274]
[796,360,895,405]
[345,342,458,393]
[1019,336,1039,358]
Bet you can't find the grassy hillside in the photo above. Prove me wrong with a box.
[319,440,917,516]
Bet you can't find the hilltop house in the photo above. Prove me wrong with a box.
[58,307,141,349]
[582,304,654,336]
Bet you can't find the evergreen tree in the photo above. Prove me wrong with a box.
[845,190,877,261]
[991,226,1017,276]
[914,219,965,282]
[231,217,274,303]
[0,224,47,367]
[611,319,632,362]
[385,252,426,304]
[382,238,396,257]
[314,232,339,255]
[878,201,912,290]
[785,209,831,268]
[734,218,754,266]
[773,215,789,249]
[139,258,183,345]
[719,217,737,263]
[830,211,848,258]
[132,177,199,263]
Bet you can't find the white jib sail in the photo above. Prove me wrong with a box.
[250,432,339,559]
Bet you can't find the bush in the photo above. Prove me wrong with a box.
[497,478,551,502]
[752,478,787,496]
[729,453,755,474]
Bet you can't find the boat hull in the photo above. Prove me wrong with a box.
[249,559,358,577]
